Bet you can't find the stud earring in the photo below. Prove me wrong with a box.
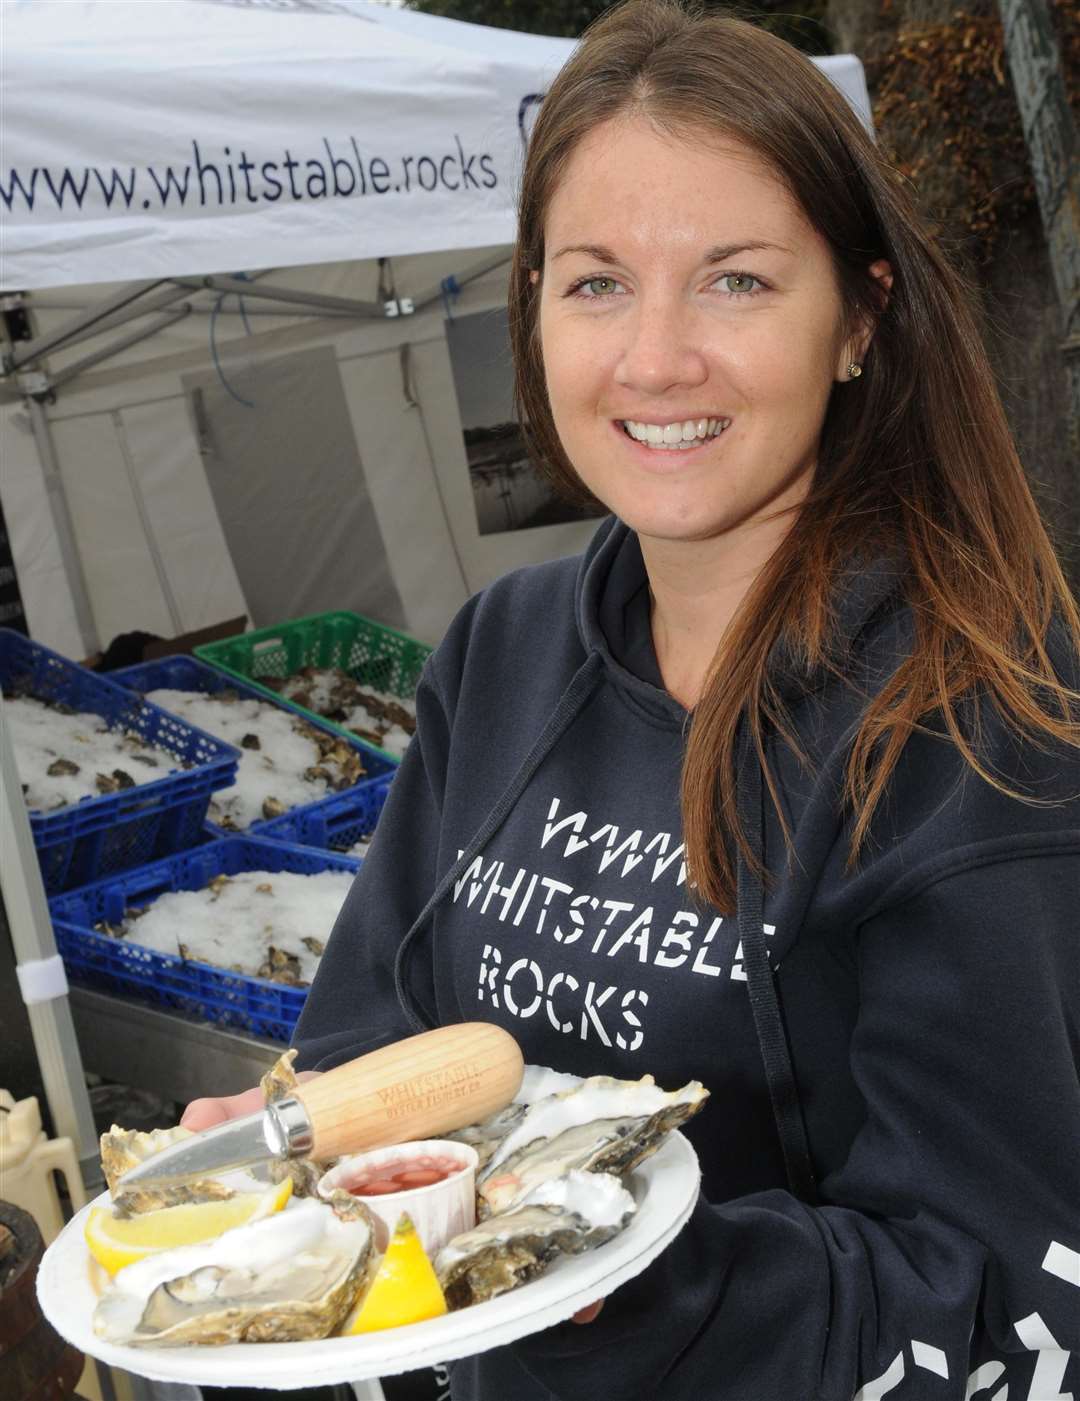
[848,362,863,379]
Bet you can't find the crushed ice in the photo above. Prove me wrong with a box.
[101,869,355,984]
[6,696,181,812]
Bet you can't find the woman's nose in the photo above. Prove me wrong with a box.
[613,300,709,396]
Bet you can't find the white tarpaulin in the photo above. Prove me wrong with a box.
[1,0,873,292]
[0,0,577,290]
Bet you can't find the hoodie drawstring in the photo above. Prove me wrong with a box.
[394,651,606,1033]
[736,720,819,1204]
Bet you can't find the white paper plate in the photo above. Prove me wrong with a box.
[37,1132,700,1388]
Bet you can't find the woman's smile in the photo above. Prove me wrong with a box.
[617,416,732,448]
[609,416,734,474]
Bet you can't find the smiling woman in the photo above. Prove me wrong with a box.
[186,3,1080,1399]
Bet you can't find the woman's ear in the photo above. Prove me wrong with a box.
[529,269,540,286]
[838,259,893,380]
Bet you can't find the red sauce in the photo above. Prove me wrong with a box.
[347,1153,465,1198]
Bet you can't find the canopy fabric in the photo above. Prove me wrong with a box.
[1,0,873,292]
[0,0,575,290]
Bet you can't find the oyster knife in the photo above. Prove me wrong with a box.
[115,1022,524,1191]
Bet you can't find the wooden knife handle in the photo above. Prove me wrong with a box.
[295,1022,524,1161]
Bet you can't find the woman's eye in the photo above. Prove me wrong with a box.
[719,273,761,296]
[572,276,622,298]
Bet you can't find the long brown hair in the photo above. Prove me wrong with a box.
[509,0,1080,910]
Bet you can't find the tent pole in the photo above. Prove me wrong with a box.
[172,275,388,319]
[4,279,170,371]
[30,283,197,362]
[0,692,100,1178]
[32,300,360,320]
[48,307,193,392]
[410,250,512,313]
[26,397,100,658]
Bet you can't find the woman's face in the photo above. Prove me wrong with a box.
[537,117,863,548]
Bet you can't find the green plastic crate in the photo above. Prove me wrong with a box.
[194,611,431,763]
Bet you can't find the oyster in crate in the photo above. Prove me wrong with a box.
[92,1196,375,1346]
[477,1074,708,1216]
[435,1170,635,1309]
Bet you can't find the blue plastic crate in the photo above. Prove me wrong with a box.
[111,655,396,837]
[49,835,359,1042]
[1,630,240,894]
[256,772,393,855]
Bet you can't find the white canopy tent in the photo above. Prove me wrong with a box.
[0,0,873,1173]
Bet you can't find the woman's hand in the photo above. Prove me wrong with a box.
[571,1299,605,1324]
[180,1071,320,1132]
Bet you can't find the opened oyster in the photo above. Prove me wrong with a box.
[93,1197,374,1346]
[444,1102,528,1174]
[101,1126,237,1217]
[474,1073,708,1216]
[432,1070,708,1308]
[101,1050,313,1216]
[436,1170,635,1309]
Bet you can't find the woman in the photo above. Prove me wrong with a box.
[185,3,1080,1396]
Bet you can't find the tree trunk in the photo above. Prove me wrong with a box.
[827,0,1079,593]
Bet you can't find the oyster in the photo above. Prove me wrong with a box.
[435,1170,635,1309]
[444,1065,584,1173]
[477,1074,708,1216]
[101,1126,237,1217]
[104,1049,312,1215]
[261,1050,334,1197]
[436,1071,704,1307]
[443,1102,528,1174]
[93,1197,374,1346]
[261,1047,300,1104]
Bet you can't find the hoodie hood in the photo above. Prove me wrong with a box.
[576,514,905,710]
[574,516,685,725]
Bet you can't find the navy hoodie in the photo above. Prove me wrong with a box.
[293,518,1080,1401]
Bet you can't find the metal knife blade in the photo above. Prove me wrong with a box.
[114,1105,297,1192]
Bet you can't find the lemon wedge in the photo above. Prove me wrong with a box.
[346,1213,448,1333]
[85,1176,293,1276]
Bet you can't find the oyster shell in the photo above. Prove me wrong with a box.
[443,1102,528,1174]
[260,1050,338,1197]
[101,1126,237,1217]
[444,1066,590,1173]
[477,1074,708,1216]
[435,1170,635,1309]
[261,1047,300,1103]
[93,1198,374,1346]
